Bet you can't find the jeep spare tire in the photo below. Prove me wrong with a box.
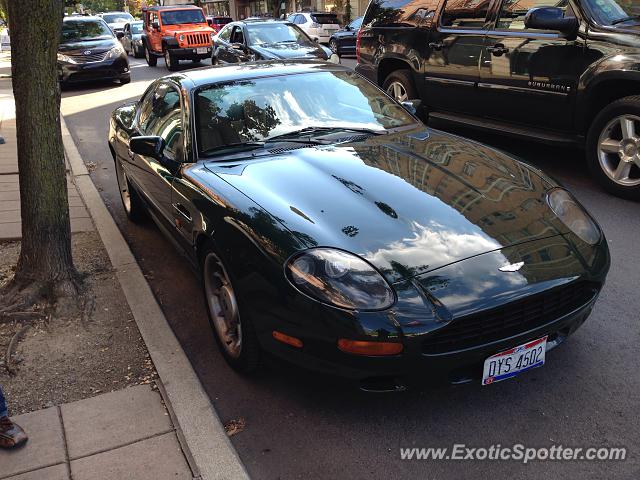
[587,95,640,200]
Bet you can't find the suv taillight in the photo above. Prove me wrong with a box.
[356,28,362,63]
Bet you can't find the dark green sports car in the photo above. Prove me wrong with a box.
[108,61,609,391]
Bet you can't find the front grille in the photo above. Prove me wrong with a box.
[67,51,108,63]
[422,281,598,354]
[186,33,210,46]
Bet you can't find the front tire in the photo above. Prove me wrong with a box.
[383,69,417,102]
[587,95,640,200]
[201,245,261,373]
[144,45,157,66]
[329,38,338,55]
[164,49,178,71]
[114,157,145,223]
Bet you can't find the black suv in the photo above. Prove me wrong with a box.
[355,0,640,200]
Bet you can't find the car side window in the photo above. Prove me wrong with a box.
[295,15,306,24]
[496,0,569,30]
[230,26,245,44]
[138,84,185,162]
[440,0,490,29]
[218,24,232,42]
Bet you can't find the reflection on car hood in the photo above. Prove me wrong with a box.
[205,127,564,283]
[58,38,117,53]
[250,42,328,60]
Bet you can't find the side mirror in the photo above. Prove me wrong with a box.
[130,136,165,159]
[116,31,125,40]
[152,21,160,30]
[524,7,578,38]
[401,99,422,116]
[345,25,352,31]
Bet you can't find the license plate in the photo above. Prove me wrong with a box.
[196,47,208,54]
[482,336,547,385]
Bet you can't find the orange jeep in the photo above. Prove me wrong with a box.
[142,5,215,71]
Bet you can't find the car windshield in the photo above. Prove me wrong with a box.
[61,19,113,43]
[246,23,312,45]
[160,9,206,25]
[195,71,416,156]
[130,23,143,33]
[583,0,640,25]
[102,13,134,23]
[311,13,340,24]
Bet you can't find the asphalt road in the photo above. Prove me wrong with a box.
[61,55,639,480]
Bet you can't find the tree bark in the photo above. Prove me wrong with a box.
[7,0,77,298]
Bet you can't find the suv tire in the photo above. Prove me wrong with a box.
[164,49,178,71]
[383,70,417,102]
[200,243,261,374]
[587,95,640,200]
[144,44,157,67]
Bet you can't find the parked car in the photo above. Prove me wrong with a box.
[213,20,338,64]
[141,5,215,71]
[329,16,362,57]
[287,12,340,44]
[355,0,640,200]
[121,20,144,58]
[108,60,609,390]
[99,11,134,34]
[58,16,129,87]
[207,15,233,33]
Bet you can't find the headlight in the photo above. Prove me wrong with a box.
[178,34,185,42]
[285,248,395,311]
[106,44,125,59]
[57,53,75,63]
[547,188,601,245]
[328,53,340,64]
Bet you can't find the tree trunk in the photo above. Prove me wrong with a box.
[7,0,77,298]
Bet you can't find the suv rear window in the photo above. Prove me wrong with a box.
[311,14,339,24]
[440,0,489,29]
[363,0,439,27]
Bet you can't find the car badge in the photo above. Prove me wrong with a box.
[499,261,524,272]
[84,50,92,55]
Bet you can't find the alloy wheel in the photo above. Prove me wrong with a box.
[597,114,640,186]
[204,252,242,359]
[386,81,408,102]
[329,39,338,54]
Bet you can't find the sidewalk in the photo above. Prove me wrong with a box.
[0,385,193,480]
[0,79,92,240]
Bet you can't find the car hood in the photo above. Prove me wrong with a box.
[58,38,117,53]
[204,127,564,283]
[163,24,214,35]
[250,42,329,59]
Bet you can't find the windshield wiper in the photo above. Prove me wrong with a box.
[266,126,387,142]
[201,141,265,156]
[612,15,640,25]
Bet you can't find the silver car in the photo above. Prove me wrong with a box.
[121,21,144,58]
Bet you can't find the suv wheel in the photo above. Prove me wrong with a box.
[201,245,261,373]
[587,96,640,200]
[329,39,338,55]
[164,49,178,71]
[144,45,157,67]
[383,70,417,102]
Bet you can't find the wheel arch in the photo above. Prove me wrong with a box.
[376,57,416,88]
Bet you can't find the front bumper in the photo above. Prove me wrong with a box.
[58,54,129,84]
[167,46,212,60]
[251,234,609,390]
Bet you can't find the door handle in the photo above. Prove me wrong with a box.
[428,41,444,51]
[487,43,509,56]
[173,203,192,222]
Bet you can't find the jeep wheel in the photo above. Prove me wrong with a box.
[144,45,157,67]
[587,96,640,200]
[164,50,178,71]
[383,70,417,102]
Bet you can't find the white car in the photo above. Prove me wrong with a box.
[99,11,135,35]
[287,12,340,44]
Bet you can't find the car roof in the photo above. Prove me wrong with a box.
[62,16,104,22]
[144,5,202,11]
[176,60,351,88]
[238,19,291,25]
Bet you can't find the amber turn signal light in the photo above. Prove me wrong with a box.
[272,331,303,348]
[337,339,403,356]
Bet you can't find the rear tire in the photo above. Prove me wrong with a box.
[586,95,640,201]
[383,69,418,102]
[144,45,157,66]
[200,243,261,373]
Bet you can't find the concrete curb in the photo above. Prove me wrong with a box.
[60,114,250,480]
